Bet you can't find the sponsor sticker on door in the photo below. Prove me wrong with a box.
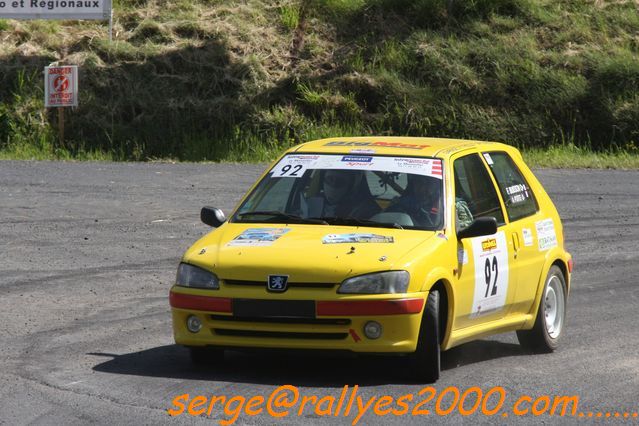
[535,218,557,251]
[470,231,509,318]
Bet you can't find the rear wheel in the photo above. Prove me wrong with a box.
[188,346,225,365]
[517,265,567,353]
[407,289,440,383]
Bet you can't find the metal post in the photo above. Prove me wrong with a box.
[108,7,113,41]
[58,107,65,149]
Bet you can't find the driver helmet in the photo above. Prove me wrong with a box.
[323,170,363,205]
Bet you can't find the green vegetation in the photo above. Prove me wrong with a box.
[523,144,639,169]
[1,0,639,167]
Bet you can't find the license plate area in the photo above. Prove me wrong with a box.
[233,299,316,319]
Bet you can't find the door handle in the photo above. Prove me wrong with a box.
[512,232,521,258]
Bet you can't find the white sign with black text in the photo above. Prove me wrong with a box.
[0,0,111,20]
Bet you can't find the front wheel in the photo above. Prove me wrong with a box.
[406,289,440,383]
[517,265,567,353]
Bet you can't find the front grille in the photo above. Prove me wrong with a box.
[213,328,349,340]
[210,314,350,326]
[224,279,335,289]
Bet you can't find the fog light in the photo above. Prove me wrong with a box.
[363,321,382,339]
[186,315,202,333]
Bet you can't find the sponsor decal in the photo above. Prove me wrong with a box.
[270,154,321,178]
[509,193,527,204]
[270,154,443,179]
[506,184,527,196]
[227,228,291,247]
[431,161,442,177]
[521,228,533,246]
[482,238,497,251]
[470,231,509,318]
[483,153,494,165]
[324,141,430,150]
[522,228,533,246]
[437,142,476,155]
[535,218,557,251]
[341,155,373,163]
[322,233,394,244]
[506,184,530,204]
[393,157,442,177]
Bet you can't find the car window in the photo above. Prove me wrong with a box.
[453,153,505,229]
[302,169,409,211]
[233,154,444,230]
[483,152,538,222]
[365,172,408,200]
[238,177,298,213]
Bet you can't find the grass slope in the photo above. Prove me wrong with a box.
[1,0,638,165]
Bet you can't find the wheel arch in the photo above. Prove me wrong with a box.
[552,259,569,292]
[523,250,571,329]
[425,279,453,350]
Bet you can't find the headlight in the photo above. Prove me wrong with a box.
[176,263,219,289]
[338,271,410,294]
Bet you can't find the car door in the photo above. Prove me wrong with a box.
[451,152,520,330]
[482,151,543,317]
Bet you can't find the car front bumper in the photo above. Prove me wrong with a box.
[169,288,426,353]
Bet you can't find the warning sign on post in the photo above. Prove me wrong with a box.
[45,66,78,108]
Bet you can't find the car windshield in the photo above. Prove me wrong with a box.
[233,154,444,231]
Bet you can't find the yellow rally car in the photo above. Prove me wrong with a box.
[169,137,572,382]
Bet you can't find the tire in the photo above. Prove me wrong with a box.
[406,289,441,383]
[517,265,567,353]
[188,346,225,365]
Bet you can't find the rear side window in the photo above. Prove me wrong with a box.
[453,153,505,229]
[483,152,538,222]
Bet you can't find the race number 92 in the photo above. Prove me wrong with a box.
[471,232,509,316]
[279,164,303,177]
[484,256,498,298]
[272,162,306,178]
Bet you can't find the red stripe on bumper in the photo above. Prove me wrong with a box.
[169,291,232,313]
[568,258,574,273]
[317,298,424,316]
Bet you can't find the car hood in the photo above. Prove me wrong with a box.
[182,223,437,284]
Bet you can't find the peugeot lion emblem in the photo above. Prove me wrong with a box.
[267,275,289,292]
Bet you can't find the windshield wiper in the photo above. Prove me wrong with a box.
[237,211,328,225]
[317,216,403,230]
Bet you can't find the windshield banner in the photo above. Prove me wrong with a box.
[271,155,443,179]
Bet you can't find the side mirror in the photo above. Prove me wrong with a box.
[457,217,498,240]
[201,207,226,228]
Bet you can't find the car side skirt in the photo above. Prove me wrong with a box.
[444,314,532,350]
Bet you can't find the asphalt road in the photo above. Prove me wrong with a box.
[1,161,638,425]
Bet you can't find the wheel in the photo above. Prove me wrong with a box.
[406,289,440,383]
[517,265,567,353]
[188,346,225,365]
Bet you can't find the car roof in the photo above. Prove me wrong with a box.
[290,136,514,158]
